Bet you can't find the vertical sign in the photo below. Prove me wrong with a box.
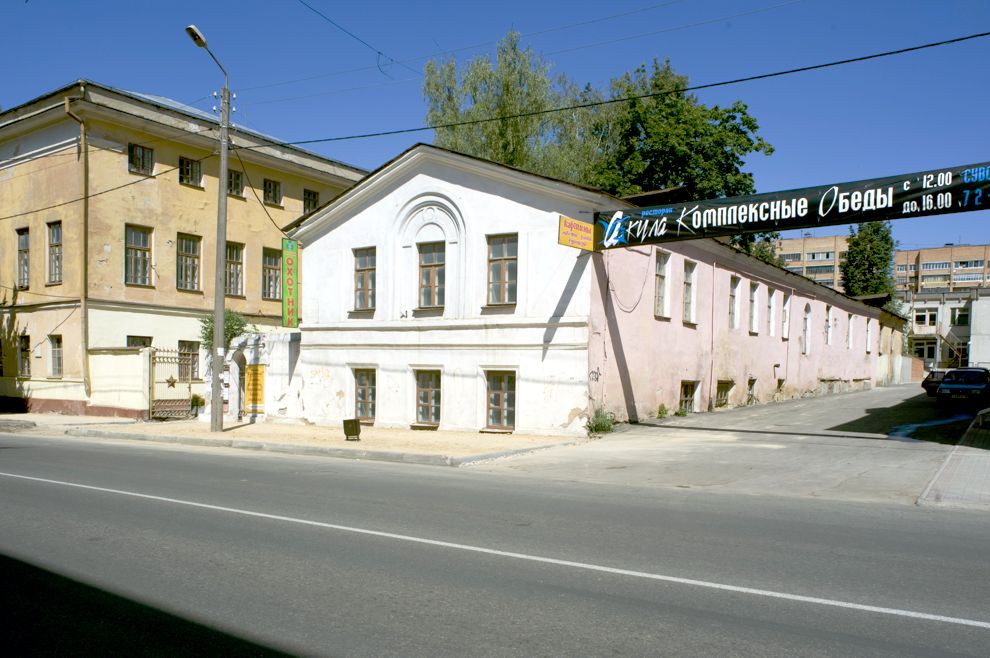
[282,238,299,327]
[245,364,265,414]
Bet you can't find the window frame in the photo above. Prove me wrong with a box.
[262,248,282,301]
[225,242,244,297]
[654,250,670,318]
[354,368,376,422]
[418,241,446,309]
[18,335,30,377]
[178,340,200,381]
[16,227,29,290]
[227,169,244,197]
[49,335,63,378]
[682,261,696,324]
[126,336,152,348]
[303,189,320,214]
[178,156,202,187]
[47,221,62,284]
[127,143,154,175]
[487,234,518,306]
[748,282,759,333]
[415,369,442,426]
[353,247,376,311]
[263,178,282,206]
[176,233,201,291]
[486,370,516,430]
[767,288,776,337]
[679,380,697,414]
[728,275,740,328]
[124,224,153,287]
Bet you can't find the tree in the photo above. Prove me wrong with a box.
[839,221,896,298]
[423,35,779,262]
[199,309,249,353]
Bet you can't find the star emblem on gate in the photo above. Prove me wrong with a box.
[166,375,177,388]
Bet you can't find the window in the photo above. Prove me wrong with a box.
[952,307,970,326]
[780,252,801,262]
[176,234,201,291]
[263,178,282,205]
[801,304,812,355]
[728,276,740,328]
[807,251,834,261]
[805,265,834,275]
[415,370,441,425]
[47,222,62,284]
[914,309,937,326]
[225,242,244,296]
[418,242,445,308]
[303,189,320,213]
[781,293,791,339]
[953,273,983,282]
[747,378,758,405]
[847,313,854,350]
[749,282,759,333]
[913,338,937,360]
[126,336,152,348]
[715,380,733,408]
[178,157,202,186]
[825,305,833,345]
[955,260,984,269]
[767,288,776,336]
[178,341,200,380]
[49,335,62,377]
[18,335,30,377]
[785,266,804,274]
[16,228,29,289]
[486,371,516,430]
[921,261,951,270]
[354,247,376,310]
[682,262,696,323]
[227,170,244,197]
[262,248,282,300]
[125,225,152,286]
[921,274,950,283]
[487,235,518,305]
[679,381,697,414]
[866,320,873,353]
[654,251,669,317]
[896,264,907,272]
[127,143,153,175]
[355,369,376,421]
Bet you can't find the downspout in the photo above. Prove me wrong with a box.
[64,87,91,398]
[708,259,717,411]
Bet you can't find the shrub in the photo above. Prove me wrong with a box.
[656,404,669,419]
[674,408,687,417]
[190,393,206,408]
[587,407,615,434]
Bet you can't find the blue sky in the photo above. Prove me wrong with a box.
[5,0,989,249]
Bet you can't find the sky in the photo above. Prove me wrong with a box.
[5,0,990,250]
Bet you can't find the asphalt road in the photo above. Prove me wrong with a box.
[2,432,989,656]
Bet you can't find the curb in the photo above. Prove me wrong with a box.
[0,420,37,431]
[64,428,572,467]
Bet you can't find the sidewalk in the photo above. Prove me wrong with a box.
[918,411,990,508]
[0,413,581,467]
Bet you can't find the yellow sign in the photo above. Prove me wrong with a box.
[557,215,595,251]
[245,364,265,414]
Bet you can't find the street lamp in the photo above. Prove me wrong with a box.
[186,24,230,433]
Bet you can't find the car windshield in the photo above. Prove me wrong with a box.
[942,370,986,384]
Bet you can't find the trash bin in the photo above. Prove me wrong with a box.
[343,418,361,441]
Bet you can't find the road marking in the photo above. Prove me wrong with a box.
[3,470,989,630]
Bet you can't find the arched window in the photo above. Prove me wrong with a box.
[802,304,812,355]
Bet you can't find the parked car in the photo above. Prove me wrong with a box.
[935,368,990,406]
[921,369,948,396]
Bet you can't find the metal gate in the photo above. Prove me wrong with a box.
[150,349,193,419]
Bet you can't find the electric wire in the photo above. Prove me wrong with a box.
[238,29,990,148]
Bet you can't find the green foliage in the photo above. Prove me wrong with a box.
[674,408,687,417]
[656,403,669,419]
[190,393,206,408]
[586,407,615,434]
[199,309,249,352]
[839,222,896,297]
[423,35,772,200]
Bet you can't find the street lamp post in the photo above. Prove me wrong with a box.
[186,24,229,433]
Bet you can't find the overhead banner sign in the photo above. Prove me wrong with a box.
[282,238,299,328]
[592,162,990,250]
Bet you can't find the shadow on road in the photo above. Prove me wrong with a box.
[0,553,290,656]
[828,393,973,445]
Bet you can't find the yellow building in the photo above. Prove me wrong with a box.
[775,234,848,291]
[0,80,364,416]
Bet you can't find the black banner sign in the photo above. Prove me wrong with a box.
[592,162,990,250]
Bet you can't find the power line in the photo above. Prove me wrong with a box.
[293,0,419,78]
[230,139,287,237]
[239,29,990,148]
